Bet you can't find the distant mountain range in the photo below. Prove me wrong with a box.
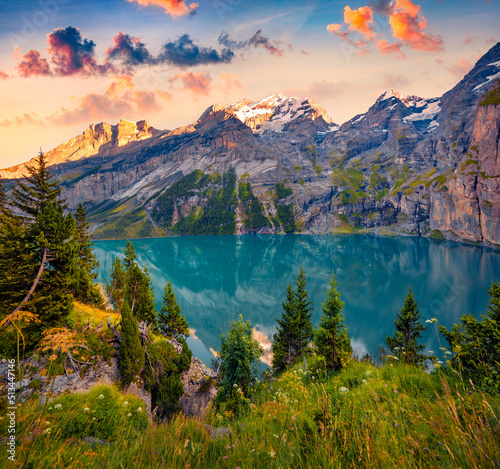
[2,43,500,247]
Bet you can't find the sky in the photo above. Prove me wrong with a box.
[0,0,498,168]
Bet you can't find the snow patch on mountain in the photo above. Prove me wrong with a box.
[473,71,500,91]
[403,99,441,123]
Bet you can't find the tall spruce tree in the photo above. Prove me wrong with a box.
[1,151,76,343]
[386,287,427,364]
[158,280,190,340]
[294,266,314,352]
[272,267,314,371]
[106,241,156,324]
[272,284,297,371]
[12,150,63,218]
[119,301,145,385]
[314,273,351,371]
[73,204,103,307]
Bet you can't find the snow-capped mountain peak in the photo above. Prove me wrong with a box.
[378,89,431,108]
[227,94,334,134]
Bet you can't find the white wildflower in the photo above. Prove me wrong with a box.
[123,401,129,407]
[98,394,104,400]
[136,407,143,413]
[269,451,275,458]
[83,407,90,412]
[339,387,349,394]
[54,404,62,410]
[127,413,132,417]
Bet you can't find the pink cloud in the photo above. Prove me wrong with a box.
[219,73,244,94]
[125,0,199,17]
[383,73,410,88]
[436,57,472,77]
[0,77,162,127]
[15,49,52,77]
[14,27,114,78]
[169,71,212,96]
[0,70,9,80]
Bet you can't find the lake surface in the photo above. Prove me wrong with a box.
[93,235,500,366]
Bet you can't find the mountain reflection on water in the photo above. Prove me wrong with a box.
[93,235,500,366]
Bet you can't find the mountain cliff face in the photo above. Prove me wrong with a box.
[430,80,500,244]
[2,43,499,247]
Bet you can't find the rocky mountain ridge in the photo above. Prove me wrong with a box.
[1,43,500,247]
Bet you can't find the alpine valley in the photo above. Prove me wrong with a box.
[2,43,500,247]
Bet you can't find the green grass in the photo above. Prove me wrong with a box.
[480,81,500,106]
[6,360,500,468]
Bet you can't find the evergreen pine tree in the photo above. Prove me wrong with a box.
[119,301,145,385]
[272,268,314,371]
[106,242,156,324]
[106,257,126,309]
[294,266,314,353]
[440,280,500,391]
[12,150,63,218]
[124,240,137,271]
[386,287,427,364]
[1,151,76,342]
[216,315,262,408]
[272,284,297,371]
[73,204,103,307]
[158,280,190,340]
[314,273,351,371]
[0,179,10,219]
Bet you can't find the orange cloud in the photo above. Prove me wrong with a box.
[0,77,162,127]
[376,38,405,58]
[169,71,211,96]
[125,0,198,16]
[327,0,443,55]
[344,5,376,40]
[157,90,174,101]
[0,70,8,80]
[219,73,244,94]
[389,0,444,52]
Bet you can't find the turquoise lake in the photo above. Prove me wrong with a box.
[93,235,500,366]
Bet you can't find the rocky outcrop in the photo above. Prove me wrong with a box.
[0,119,159,180]
[0,342,218,418]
